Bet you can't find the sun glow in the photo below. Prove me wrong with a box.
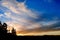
[16,30,60,36]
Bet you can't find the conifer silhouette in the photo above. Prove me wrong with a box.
[0,21,17,39]
[0,21,16,36]
[12,28,16,35]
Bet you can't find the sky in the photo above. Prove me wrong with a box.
[0,0,60,32]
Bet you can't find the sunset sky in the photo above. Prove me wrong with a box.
[0,0,60,35]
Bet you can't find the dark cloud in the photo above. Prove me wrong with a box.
[40,21,60,30]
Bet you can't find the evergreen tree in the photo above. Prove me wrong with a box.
[3,23,7,29]
[12,28,16,35]
[2,23,7,34]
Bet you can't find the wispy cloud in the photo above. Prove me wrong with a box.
[0,0,40,31]
[0,0,60,32]
[0,14,3,17]
[2,0,38,18]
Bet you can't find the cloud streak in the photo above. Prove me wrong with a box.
[0,0,40,31]
[0,0,60,32]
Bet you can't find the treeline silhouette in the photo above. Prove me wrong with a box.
[0,21,18,40]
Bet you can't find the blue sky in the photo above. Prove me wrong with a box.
[0,0,60,31]
[17,0,60,21]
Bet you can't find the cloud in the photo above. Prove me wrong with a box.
[0,0,40,31]
[0,14,3,17]
[40,20,60,30]
[0,0,60,32]
[4,12,34,24]
[2,2,20,13]
[2,0,38,18]
[4,12,11,18]
[6,21,25,31]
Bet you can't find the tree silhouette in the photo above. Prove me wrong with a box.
[12,28,16,35]
[2,23,7,34]
[0,21,18,39]
[0,21,2,29]
[3,23,7,29]
[0,21,16,36]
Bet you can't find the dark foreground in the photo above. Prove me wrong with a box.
[0,34,60,40]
